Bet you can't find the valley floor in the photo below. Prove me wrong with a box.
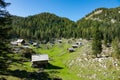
[1,38,120,80]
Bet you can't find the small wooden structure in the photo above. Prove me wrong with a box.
[67,48,75,52]
[33,42,40,48]
[72,45,78,48]
[32,42,37,46]
[31,54,49,67]
[58,40,62,43]
[10,41,18,46]
[16,39,25,46]
[76,42,82,45]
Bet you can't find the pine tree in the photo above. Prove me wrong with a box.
[112,38,120,59]
[0,0,11,39]
[0,0,11,72]
[92,27,102,57]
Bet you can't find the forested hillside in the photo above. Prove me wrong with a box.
[77,7,120,45]
[9,7,120,45]
[9,13,76,42]
[7,6,120,60]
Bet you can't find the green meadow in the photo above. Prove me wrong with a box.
[1,39,120,80]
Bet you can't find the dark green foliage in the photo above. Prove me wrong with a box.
[92,27,102,57]
[0,77,6,80]
[0,0,11,39]
[21,48,35,59]
[0,0,10,24]
[0,0,11,72]
[10,13,76,41]
[112,38,120,59]
[77,7,120,42]
[0,42,10,71]
[9,7,120,43]
[76,7,120,58]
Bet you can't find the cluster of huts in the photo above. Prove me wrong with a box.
[10,39,83,68]
[10,39,49,68]
[68,41,83,52]
[30,39,63,68]
[57,39,83,52]
[10,39,40,53]
[10,39,25,46]
[10,39,26,53]
[11,39,39,47]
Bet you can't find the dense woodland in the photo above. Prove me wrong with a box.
[9,13,76,42]
[8,7,120,45]
[77,7,120,44]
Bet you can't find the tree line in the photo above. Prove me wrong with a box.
[9,7,120,43]
[3,4,120,58]
[9,13,77,42]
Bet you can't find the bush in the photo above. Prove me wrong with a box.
[112,38,120,59]
[21,48,35,59]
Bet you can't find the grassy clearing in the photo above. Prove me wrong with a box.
[33,39,82,79]
[34,39,80,80]
[34,39,120,80]
[1,39,120,80]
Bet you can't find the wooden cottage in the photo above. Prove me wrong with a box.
[67,48,75,52]
[16,39,25,46]
[72,44,78,48]
[10,41,18,46]
[31,54,49,67]
[32,42,37,46]
[76,42,82,46]
[33,42,40,48]
[58,40,62,43]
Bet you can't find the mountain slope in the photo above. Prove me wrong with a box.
[10,7,120,43]
[34,39,120,80]
[76,7,120,44]
[10,12,76,41]
[85,7,120,23]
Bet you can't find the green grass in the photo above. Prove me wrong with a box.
[33,39,120,80]
[1,39,120,80]
[33,39,81,80]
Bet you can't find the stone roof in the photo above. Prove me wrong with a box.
[16,39,24,43]
[72,44,78,47]
[10,41,17,45]
[68,48,75,51]
[31,54,49,62]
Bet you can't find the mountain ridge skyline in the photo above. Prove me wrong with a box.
[6,0,120,21]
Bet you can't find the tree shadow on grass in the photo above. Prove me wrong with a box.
[45,63,63,69]
[3,69,51,80]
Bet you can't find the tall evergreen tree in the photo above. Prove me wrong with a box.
[0,0,11,39]
[0,0,11,72]
[92,27,102,57]
[112,38,120,59]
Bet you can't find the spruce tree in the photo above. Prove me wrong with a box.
[112,38,120,59]
[0,0,11,72]
[92,27,102,57]
[0,0,11,39]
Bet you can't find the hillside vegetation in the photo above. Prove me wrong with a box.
[77,7,120,42]
[9,13,76,41]
[1,0,120,79]
[8,7,120,45]
[1,39,120,80]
